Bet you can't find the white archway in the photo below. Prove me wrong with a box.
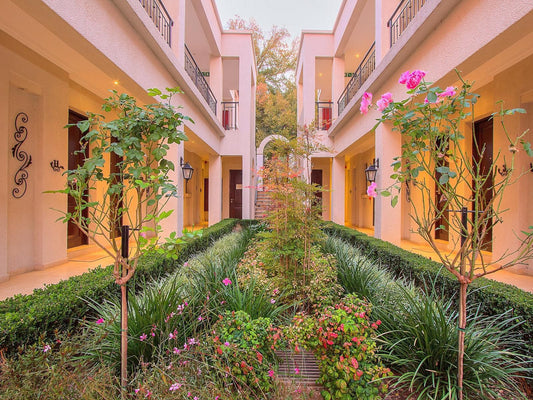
[256,134,289,190]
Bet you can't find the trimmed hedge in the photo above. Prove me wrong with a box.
[0,218,256,352]
[321,221,533,358]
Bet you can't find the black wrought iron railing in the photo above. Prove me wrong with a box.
[138,0,173,46]
[221,102,238,130]
[337,42,376,116]
[184,45,217,115]
[387,0,426,47]
[315,101,333,130]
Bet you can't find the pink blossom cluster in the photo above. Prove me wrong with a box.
[399,69,426,89]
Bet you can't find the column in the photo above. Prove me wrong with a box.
[159,142,184,237]
[242,154,252,219]
[208,154,222,225]
[331,155,345,224]
[374,123,402,245]
[332,57,345,117]
[375,0,398,64]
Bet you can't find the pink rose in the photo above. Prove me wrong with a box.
[360,92,373,114]
[367,182,377,198]
[376,92,393,111]
[399,70,411,84]
[405,70,425,89]
[438,86,456,98]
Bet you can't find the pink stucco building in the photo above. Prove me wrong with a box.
[0,0,256,281]
[297,0,533,275]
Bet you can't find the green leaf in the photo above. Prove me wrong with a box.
[147,88,162,96]
[426,91,437,103]
[391,196,398,208]
[381,190,391,197]
[439,174,449,185]
[77,120,90,132]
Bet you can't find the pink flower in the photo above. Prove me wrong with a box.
[294,367,300,375]
[145,391,152,398]
[222,278,232,286]
[376,92,393,111]
[224,341,230,347]
[140,333,148,341]
[399,70,411,84]
[173,347,180,354]
[169,383,182,391]
[360,92,373,114]
[270,299,276,304]
[405,70,425,89]
[43,344,51,353]
[135,388,140,394]
[268,370,275,378]
[367,182,377,198]
[96,318,104,324]
[438,86,456,98]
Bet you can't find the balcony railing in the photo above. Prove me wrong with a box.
[138,0,173,46]
[337,42,376,116]
[315,101,333,130]
[184,45,217,115]
[222,102,238,130]
[387,0,426,47]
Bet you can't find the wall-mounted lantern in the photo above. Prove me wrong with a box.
[365,158,379,183]
[180,157,194,193]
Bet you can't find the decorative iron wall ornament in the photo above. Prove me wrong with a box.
[50,160,64,172]
[11,112,32,198]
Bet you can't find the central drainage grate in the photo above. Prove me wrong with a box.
[275,349,321,387]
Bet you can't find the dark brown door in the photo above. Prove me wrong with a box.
[435,137,449,241]
[67,110,89,248]
[311,169,323,216]
[204,178,209,212]
[473,117,493,251]
[229,170,242,218]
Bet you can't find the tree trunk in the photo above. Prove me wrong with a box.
[120,282,128,397]
[457,281,468,400]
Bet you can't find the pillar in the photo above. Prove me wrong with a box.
[374,123,402,245]
[208,154,222,225]
[331,155,345,224]
[159,142,184,237]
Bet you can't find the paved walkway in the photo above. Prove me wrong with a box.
[348,226,533,293]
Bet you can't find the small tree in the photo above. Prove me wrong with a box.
[258,126,326,288]
[53,88,190,393]
[365,70,533,399]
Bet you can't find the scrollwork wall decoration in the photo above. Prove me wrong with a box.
[11,112,32,198]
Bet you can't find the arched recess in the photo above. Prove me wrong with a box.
[256,134,289,190]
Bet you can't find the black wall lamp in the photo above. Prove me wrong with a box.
[180,157,194,193]
[365,158,379,183]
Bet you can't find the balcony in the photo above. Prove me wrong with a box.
[316,102,333,130]
[388,0,427,47]
[222,102,238,130]
[185,45,217,115]
[138,0,173,46]
[337,43,376,116]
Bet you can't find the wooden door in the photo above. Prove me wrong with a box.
[473,117,493,251]
[229,170,242,218]
[67,111,88,248]
[311,169,323,216]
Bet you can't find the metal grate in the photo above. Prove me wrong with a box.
[337,42,375,116]
[185,45,217,115]
[388,0,427,47]
[138,0,173,46]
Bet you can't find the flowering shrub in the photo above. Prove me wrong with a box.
[286,295,391,400]
[208,310,276,395]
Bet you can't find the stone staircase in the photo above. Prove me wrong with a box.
[254,191,274,219]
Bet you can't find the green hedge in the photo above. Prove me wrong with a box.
[321,221,533,357]
[0,218,255,352]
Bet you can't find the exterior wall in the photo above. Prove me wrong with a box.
[298,0,533,274]
[1,0,255,279]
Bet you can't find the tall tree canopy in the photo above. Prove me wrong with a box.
[227,17,298,146]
